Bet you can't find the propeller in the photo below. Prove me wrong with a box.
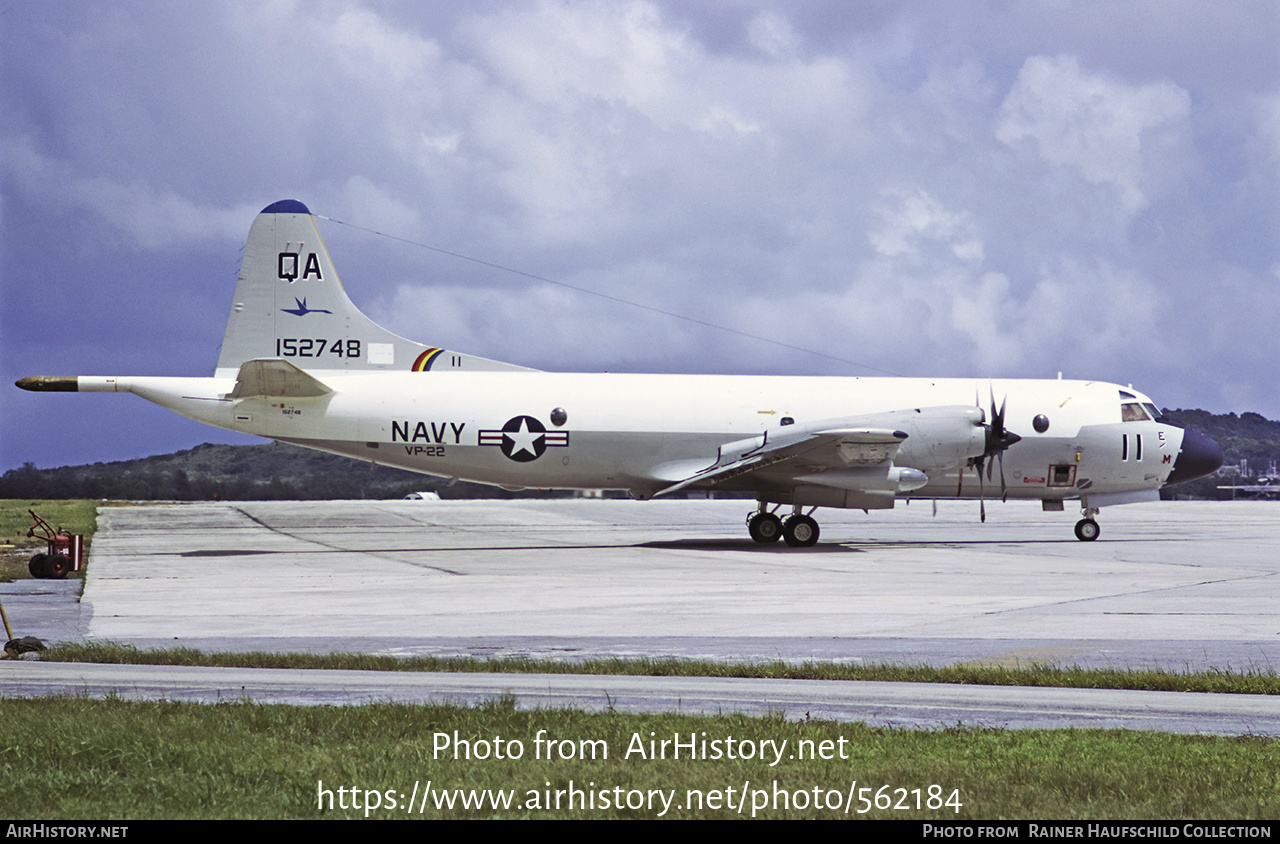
[967,387,1023,523]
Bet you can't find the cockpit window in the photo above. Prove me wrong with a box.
[1121,402,1151,422]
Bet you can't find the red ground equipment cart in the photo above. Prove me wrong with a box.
[26,509,83,579]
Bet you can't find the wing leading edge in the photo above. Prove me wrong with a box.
[655,421,915,499]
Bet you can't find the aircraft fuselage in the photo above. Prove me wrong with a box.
[86,371,1186,507]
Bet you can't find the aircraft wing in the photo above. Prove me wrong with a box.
[652,426,908,497]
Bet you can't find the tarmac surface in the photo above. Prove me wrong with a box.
[4,499,1279,733]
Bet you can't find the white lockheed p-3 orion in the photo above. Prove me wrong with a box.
[18,200,1223,546]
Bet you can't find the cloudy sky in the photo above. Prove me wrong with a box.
[3,1,1278,470]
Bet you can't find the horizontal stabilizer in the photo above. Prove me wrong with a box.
[229,360,332,399]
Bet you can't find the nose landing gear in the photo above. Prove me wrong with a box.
[1074,504,1100,541]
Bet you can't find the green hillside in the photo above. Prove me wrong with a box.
[1159,409,1280,499]
[0,442,580,501]
[1159,409,1280,471]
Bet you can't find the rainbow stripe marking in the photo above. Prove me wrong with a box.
[411,348,445,372]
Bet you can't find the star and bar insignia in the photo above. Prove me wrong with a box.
[479,415,569,462]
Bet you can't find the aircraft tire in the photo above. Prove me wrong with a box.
[1074,518,1100,542]
[28,553,49,578]
[783,515,820,547]
[748,512,783,543]
[45,554,71,579]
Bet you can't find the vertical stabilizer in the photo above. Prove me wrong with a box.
[215,200,530,377]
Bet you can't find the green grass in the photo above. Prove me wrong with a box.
[1,697,1277,819]
[0,499,115,581]
[41,643,1280,695]
[0,499,106,546]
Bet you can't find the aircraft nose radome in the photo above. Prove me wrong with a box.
[1165,428,1224,486]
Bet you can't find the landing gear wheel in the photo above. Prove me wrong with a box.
[28,553,49,578]
[45,554,71,579]
[783,515,820,547]
[748,512,783,543]
[1074,518,1100,542]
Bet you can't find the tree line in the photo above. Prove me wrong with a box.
[0,442,578,501]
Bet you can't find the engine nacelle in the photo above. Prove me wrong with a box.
[891,406,988,471]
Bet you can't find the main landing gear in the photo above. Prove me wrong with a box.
[747,504,820,547]
[747,510,782,543]
[1074,504,1100,542]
